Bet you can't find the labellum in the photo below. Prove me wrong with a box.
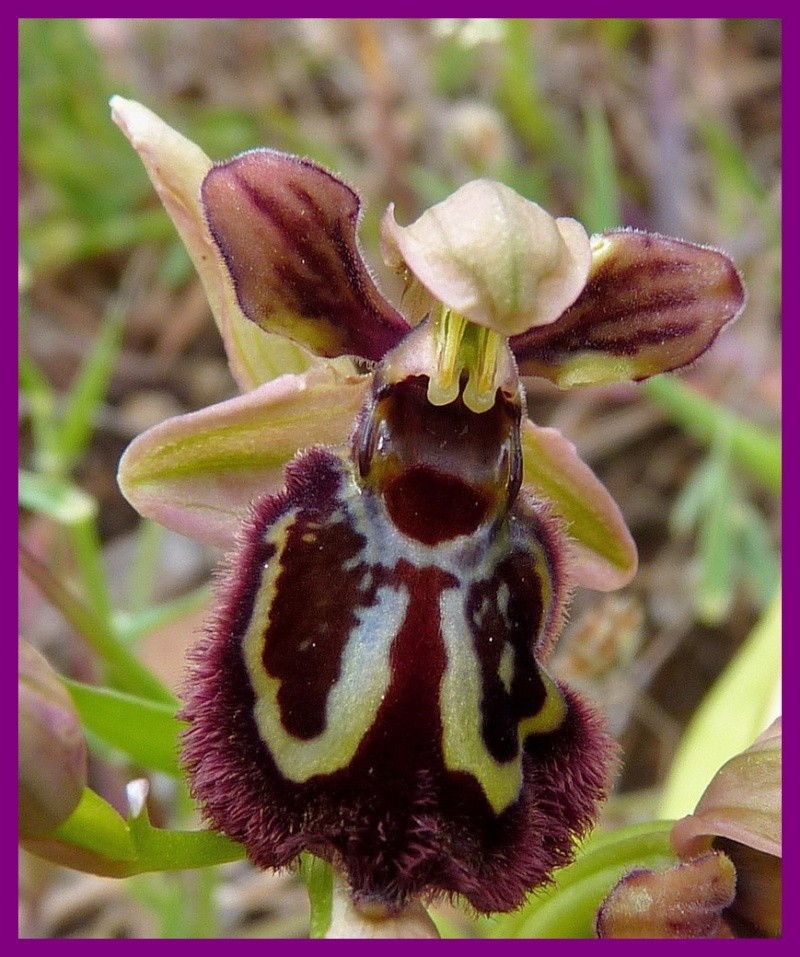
[181,321,614,913]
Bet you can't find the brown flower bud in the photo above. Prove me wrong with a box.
[18,639,87,838]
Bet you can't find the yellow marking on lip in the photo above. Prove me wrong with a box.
[439,588,523,815]
[242,507,410,783]
[438,536,565,814]
[518,667,566,738]
[498,643,514,694]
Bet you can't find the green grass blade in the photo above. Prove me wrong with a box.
[497,19,556,156]
[487,821,676,939]
[19,468,96,523]
[54,293,127,472]
[643,376,781,493]
[64,679,184,777]
[659,589,781,818]
[20,469,113,626]
[19,352,59,470]
[128,785,246,872]
[19,542,175,706]
[126,520,165,616]
[694,430,735,624]
[580,100,621,233]
[114,585,211,645]
[24,786,246,877]
[735,501,781,605]
[300,853,334,938]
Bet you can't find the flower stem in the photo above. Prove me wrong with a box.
[299,853,334,938]
[642,376,780,493]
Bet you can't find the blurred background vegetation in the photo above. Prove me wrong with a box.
[19,19,780,938]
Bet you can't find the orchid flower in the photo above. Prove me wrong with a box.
[110,97,744,916]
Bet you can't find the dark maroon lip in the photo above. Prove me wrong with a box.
[381,464,494,545]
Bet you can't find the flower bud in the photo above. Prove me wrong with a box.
[18,639,87,838]
[595,852,737,938]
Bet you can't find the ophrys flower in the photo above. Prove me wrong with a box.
[111,97,744,915]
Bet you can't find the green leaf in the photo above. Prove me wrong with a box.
[699,118,777,241]
[114,585,211,644]
[670,454,717,536]
[670,448,780,620]
[486,821,677,939]
[23,785,246,877]
[19,19,159,270]
[58,788,136,860]
[736,501,781,605]
[125,519,165,616]
[19,470,113,622]
[659,589,781,819]
[19,469,97,523]
[497,19,557,156]
[18,542,174,706]
[19,352,58,470]
[64,679,184,777]
[22,787,137,876]
[54,293,127,472]
[128,782,246,872]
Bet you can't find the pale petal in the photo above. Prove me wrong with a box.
[201,151,409,361]
[521,420,637,591]
[511,230,746,387]
[671,718,781,860]
[110,96,317,390]
[118,367,371,548]
[381,180,591,336]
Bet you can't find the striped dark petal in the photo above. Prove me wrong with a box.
[201,151,410,362]
[510,230,745,387]
[181,445,613,914]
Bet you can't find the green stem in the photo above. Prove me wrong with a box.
[299,853,334,938]
[642,376,781,493]
[126,519,165,617]
[19,542,174,705]
[68,514,113,626]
